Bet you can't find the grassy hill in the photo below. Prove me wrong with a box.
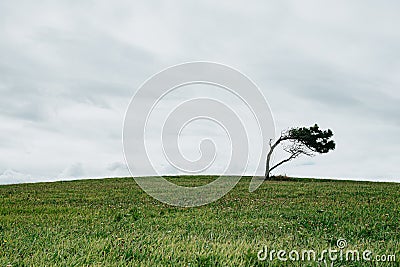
[0,176,398,266]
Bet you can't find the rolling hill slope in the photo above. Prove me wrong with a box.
[0,176,399,266]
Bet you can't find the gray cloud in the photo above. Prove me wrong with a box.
[0,0,399,184]
[58,162,84,179]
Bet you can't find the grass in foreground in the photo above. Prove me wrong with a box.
[0,176,399,266]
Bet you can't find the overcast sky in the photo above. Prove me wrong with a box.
[0,0,399,184]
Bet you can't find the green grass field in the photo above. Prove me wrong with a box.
[0,176,398,266]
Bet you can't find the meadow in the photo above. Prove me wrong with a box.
[0,176,399,266]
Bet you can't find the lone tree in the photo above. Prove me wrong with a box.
[265,124,335,180]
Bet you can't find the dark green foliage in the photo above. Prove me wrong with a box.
[287,124,335,154]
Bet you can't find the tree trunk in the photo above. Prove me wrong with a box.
[264,145,273,180]
[264,136,286,180]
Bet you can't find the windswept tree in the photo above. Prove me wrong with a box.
[265,124,335,180]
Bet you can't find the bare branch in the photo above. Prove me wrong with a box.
[269,152,301,173]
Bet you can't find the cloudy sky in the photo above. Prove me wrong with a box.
[0,0,399,184]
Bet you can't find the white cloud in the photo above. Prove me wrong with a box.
[58,162,85,179]
[0,169,32,185]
